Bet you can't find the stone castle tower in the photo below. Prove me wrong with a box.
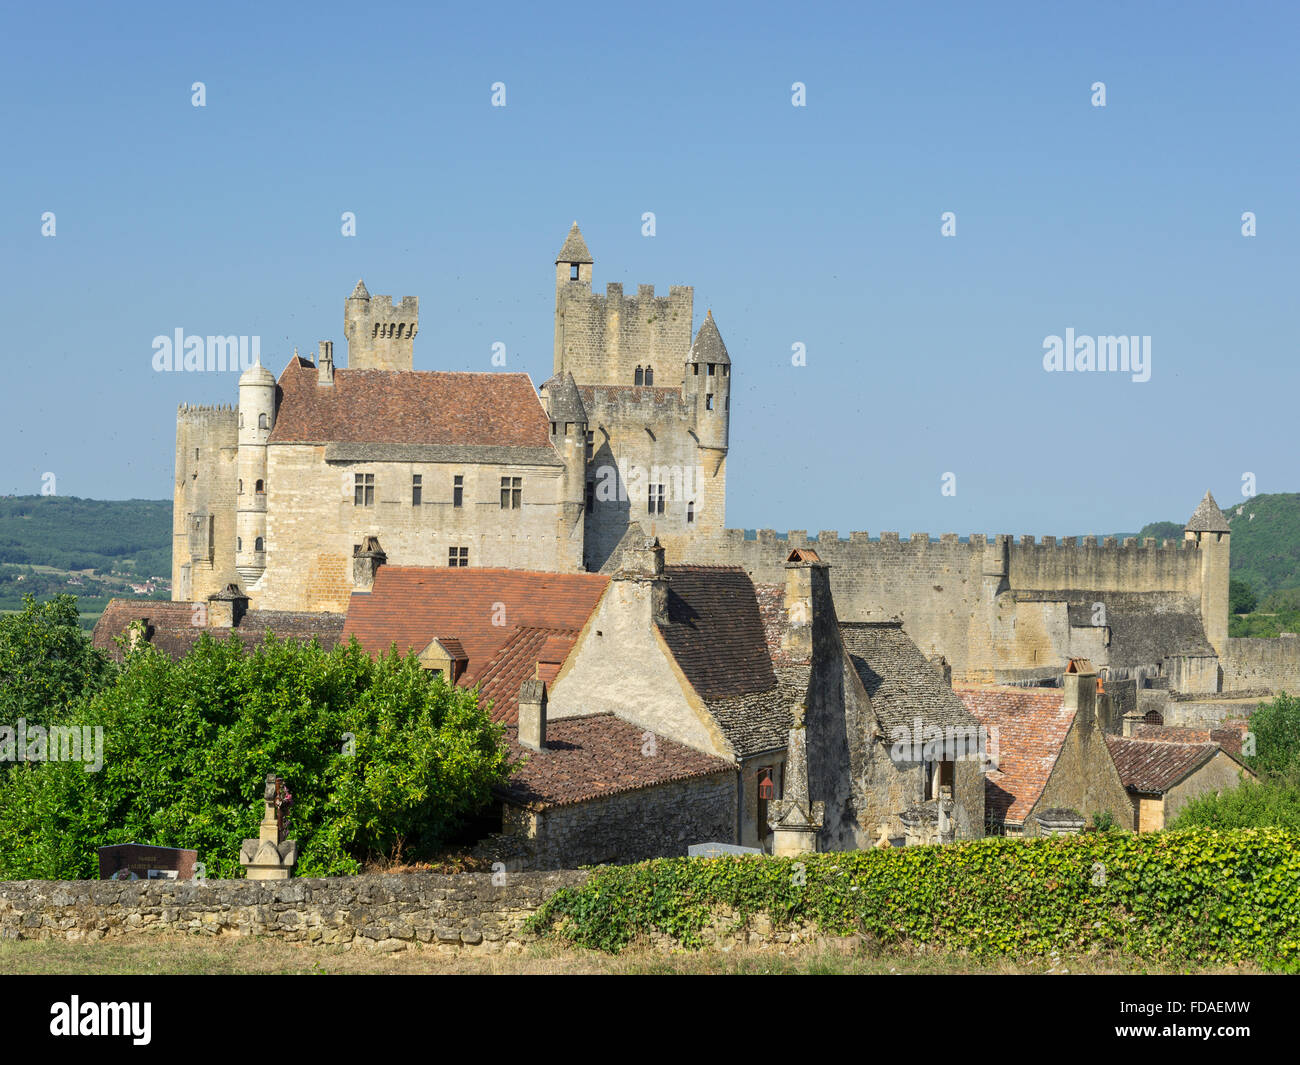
[548,222,730,569]
[1184,491,1231,655]
[344,280,419,371]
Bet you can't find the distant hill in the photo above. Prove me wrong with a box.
[1140,493,1300,601]
[0,496,172,628]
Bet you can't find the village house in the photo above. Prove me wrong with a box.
[1105,731,1255,831]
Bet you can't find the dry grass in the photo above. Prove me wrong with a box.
[0,935,1259,975]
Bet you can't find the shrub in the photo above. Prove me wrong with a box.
[0,633,512,879]
[527,830,1300,966]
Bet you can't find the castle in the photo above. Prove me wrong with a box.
[172,223,730,612]
[171,223,1296,703]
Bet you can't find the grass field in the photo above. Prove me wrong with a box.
[0,936,1260,975]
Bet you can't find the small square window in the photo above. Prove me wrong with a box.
[448,546,468,567]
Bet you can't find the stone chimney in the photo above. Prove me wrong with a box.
[616,534,669,626]
[781,548,831,662]
[318,340,334,386]
[930,654,952,687]
[352,536,386,591]
[518,678,547,751]
[1063,657,1098,731]
[206,583,249,628]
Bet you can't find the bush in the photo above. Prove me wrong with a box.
[527,830,1300,966]
[1171,774,1300,831]
[0,633,513,879]
[1243,692,1300,779]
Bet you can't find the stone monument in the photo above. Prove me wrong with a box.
[239,772,297,880]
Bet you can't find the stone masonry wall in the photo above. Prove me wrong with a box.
[688,531,1209,681]
[1222,637,1300,695]
[0,872,589,954]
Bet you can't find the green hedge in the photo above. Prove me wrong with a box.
[527,829,1300,966]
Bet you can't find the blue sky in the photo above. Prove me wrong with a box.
[3,0,1296,536]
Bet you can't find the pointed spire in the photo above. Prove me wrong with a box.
[541,371,587,425]
[349,279,370,300]
[687,311,730,364]
[1185,491,1230,533]
[556,222,593,264]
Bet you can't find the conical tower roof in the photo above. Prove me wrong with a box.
[541,371,587,424]
[556,222,593,264]
[1185,491,1230,533]
[349,279,370,300]
[687,310,730,364]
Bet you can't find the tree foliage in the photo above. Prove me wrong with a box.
[0,633,512,880]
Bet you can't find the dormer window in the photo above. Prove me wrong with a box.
[635,366,644,386]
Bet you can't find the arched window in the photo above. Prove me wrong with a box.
[644,365,654,386]
[255,479,265,494]
[254,537,264,552]
[258,413,268,430]
[634,366,644,386]
[1143,710,1163,726]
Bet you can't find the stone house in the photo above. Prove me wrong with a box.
[487,683,737,869]
[92,585,343,662]
[1104,733,1255,832]
[956,660,1133,835]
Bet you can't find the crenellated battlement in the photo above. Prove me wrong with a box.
[714,527,1202,555]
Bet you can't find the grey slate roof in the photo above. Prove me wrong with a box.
[687,311,731,365]
[1018,590,1215,667]
[706,685,796,759]
[840,621,978,732]
[349,279,369,300]
[556,222,593,264]
[1185,491,1230,533]
[541,371,587,425]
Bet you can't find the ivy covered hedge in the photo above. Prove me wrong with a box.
[527,829,1300,966]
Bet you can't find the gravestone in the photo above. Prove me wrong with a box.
[239,772,298,880]
[98,844,198,881]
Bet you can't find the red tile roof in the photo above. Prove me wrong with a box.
[342,567,609,721]
[269,360,553,447]
[1104,735,1224,794]
[498,713,735,809]
[956,685,1075,826]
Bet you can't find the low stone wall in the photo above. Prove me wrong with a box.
[0,871,589,953]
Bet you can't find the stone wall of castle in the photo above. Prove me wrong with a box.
[582,387,724,571]
[687,531,1213,682]
[252,448,579,612]
[173,405,239,602]
[1221,636,1300,695]
[555,281,694,387]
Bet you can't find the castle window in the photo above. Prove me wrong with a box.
[354,473,374,507]
[692,364,699,375]
[722,365,728,377]
[725,395,729,411]
[635,366,644,386]
[255,479,265,494]
[254,537,263,552]
[237,537,242,552]
[649,484,665,515]
[550,422,557,435]
[585,430,594,460]
[195,448,200,460]
[453,474,464,508]
[586,481,594,513]
[707,363,715,376]
[570,263,579,280]
[239,413,244,428]
[500,476,521,509]
[238,480,243,495]
[258,413,268,429]
[448,546,468,567]
[687,500,695,524]
[644,365,654,386]
[412,474,422,506]
[706,394,714,410]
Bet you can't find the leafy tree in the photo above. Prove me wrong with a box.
[0,633,513,879]
[1136,520,1185,545]
[1229,578,1258,614]
[0,594,113,731]
[1170,775,1300,831]
[1243,692,1300,780]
